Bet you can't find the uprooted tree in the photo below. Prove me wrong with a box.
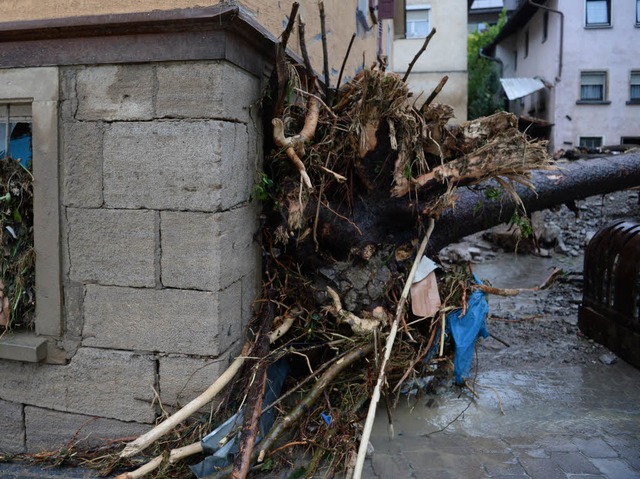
[38,4,640,479]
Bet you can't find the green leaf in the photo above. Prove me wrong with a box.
[13,208,22,223]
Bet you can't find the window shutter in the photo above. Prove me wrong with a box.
[378,0,395,19]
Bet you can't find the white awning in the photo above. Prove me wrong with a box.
[500,77,546,100]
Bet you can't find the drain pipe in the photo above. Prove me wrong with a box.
[479,47,503,77]
[528,0,563,81]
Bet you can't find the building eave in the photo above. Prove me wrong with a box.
[485,0,547,52]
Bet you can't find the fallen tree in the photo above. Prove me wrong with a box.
[36,4,640,479]
[312,153,640,254]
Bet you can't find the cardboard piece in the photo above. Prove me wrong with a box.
[410,256,441,317]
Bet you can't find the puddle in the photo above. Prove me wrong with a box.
[471,253,581,289]
[372,361,640,449]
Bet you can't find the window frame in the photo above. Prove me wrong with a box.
[0,67,61,362]
[636,0,640,25]
[577,71,610,104]
[0,103,33,166]
[579,136,604,149]
[405,4,431,39]
[628,71,640,104]
[585,0,611,28]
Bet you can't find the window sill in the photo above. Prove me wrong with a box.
[576,100,611,105]
[626,100,640,105]
[0,331,47,362]
[584,24,612,29]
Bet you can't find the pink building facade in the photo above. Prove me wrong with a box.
[487,0,640,152]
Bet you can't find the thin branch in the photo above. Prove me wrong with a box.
[230,290,274,479]
[402,28,436,82]
[353,218,436,479]
[281,2,300,50]
[421,75,448,112]
[120,317,296,459]
[319,2,332,105]
[257,344,373,462]
[297,18,316,90]
[337,33,356,89]
[115,456,164,479]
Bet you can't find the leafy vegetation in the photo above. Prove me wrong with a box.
[467,11,507,120]
[0,156,35,332]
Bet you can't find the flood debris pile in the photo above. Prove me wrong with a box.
[0,156,34,331]
[19,5,555,479]
[104,11,553,479]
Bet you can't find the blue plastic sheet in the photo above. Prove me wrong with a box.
[190,359,290,478]
[446,280,489,385]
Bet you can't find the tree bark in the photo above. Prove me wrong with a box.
[314,152,640,255]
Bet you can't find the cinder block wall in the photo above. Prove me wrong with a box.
[0,60,263,453]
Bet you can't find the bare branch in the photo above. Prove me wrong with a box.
[402,28,436,82]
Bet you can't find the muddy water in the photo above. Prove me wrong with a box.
[376,362,640,441]
[368,251,640,478]
[471,253,583,289]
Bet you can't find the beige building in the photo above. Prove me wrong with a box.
[391,0,469,121]
[0,0,469,455]
[0,0,381,88]
[2,0,468,117]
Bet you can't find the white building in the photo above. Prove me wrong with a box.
[388,0,469,122]
[486,0,640,151]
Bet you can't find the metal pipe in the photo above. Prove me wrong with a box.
[479,47,504,77]
[528,0,563,81]
[3,104,9,159]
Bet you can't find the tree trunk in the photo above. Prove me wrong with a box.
[315,152,640,255]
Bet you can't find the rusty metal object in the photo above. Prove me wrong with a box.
[579,220,640,368]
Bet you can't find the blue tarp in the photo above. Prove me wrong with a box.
[446,279,489,385]
[190,359,290,478]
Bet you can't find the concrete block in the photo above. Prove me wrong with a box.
[160,205,259,291]
[25,407,149,452]
[59,67,78,102]
[0,347,155,423]
[0,399,25,453]
[75,65,153,121]
[63,281,85,338]
[67,208,156,287]
[156,62,260,122]
[62,121,103,207]
[159,352,237,408]
[83,283,243,356]
[103,121,255,211]
[241,270,261,330]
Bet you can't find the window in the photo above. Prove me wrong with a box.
[637,0,640,24]
[1,103,32,167]
[0,103,34,335]
[579,136,603,149]
[585,0,610,27]
[580,72,607,102]
[621,137,640,145]
[406,4,431,38]
[543,11,549,42]
[0,67,61,363]
[513,50,518,72]
[629,71,640,103]
[524,30,529,58]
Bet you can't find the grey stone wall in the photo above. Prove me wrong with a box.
[0,60,263,453]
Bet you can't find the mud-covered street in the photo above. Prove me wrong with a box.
[3,193,639,479]
[368,190,640,478]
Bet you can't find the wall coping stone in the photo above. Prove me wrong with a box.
[0,4,305,77]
